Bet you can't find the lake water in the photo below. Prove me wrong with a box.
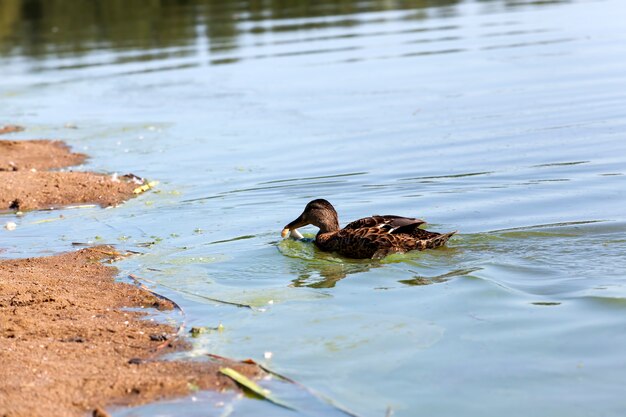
[2,0,626,416]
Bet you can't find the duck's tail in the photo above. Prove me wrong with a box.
[429,230,457,249]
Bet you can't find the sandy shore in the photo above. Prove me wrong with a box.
[0,124,24,135]
[0,171,139,211]
[0,133,263,416]
[0,247,261,417]
[0,138,139,211]
[0,139,86,171]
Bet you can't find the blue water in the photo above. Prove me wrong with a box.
[2,0,626,415]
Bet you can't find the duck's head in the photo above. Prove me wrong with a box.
[281,199,340,238]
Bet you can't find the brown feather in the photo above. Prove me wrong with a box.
[283,200,456,259]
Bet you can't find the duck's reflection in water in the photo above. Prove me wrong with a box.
[290,258,382,288]
[398,267,481,286]
[279,237,381,288]
[280,237,470,289]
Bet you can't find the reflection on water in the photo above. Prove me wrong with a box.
[398,266,480,286]
[279,236,383,288]
[2,0,626,416]
[0,0,467,57]
[0,0,579,70]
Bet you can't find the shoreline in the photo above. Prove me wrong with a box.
[0,138,139,211]
[0,131,262,416]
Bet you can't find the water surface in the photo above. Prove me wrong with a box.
[2,0,626,416]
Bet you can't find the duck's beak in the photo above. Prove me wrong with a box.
[281,213,308,238]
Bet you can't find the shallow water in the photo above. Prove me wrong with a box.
[2,0,626,415]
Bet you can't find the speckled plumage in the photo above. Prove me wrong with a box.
[283,199,456,259]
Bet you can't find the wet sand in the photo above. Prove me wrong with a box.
[0,139,86,171]
[0,247,261,417]
[0,171,139,211]
[0,125,24,135]
[0,135,263,416]
[0,139,138,211]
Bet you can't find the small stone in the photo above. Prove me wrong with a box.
[4,222,17,231]
[61,336,85,343]
[93,406,111,417]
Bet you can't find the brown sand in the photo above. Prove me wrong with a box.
[0,134,264,416]
[0,134,263,416]
[0,138,137,211]
[0,125,24,135]
[0,139,86,171]
[0,247,262,417]
[0,171,138,211]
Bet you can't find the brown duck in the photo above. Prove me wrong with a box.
[281,199,456,259]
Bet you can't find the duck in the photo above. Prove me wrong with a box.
[281,199,456,259]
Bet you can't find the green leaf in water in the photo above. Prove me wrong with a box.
[190,326,208,337]
[190,323,224,337]
[219,367,294,410]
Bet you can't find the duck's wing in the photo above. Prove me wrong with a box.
[343,215,426,234]
[326,227,457,259]
[329,227,406,259]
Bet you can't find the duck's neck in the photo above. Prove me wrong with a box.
[316,216,340,235]
[315,219,340,252]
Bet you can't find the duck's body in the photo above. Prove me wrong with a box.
[281,199,456,259]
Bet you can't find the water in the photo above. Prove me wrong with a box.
[2,0,626,415]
